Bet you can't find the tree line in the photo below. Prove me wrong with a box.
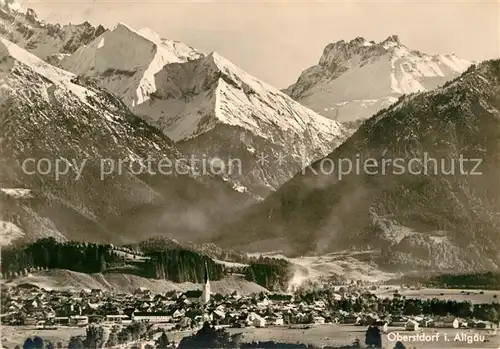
[0,238,120,275]
[1,238,294,290]
[244,256,293,291]
[427,272,500,290]
[147,249,225,283]
[294,288,500,323]
[388,272,500,290]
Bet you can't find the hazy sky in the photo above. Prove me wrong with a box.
[20,0,500,88]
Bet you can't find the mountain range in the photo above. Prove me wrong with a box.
[57,23,348,196]
[0,35,253,245]
[0,5,343,243]
[284,35,472,124]
[1,3,498,274]
[215,60,500,272]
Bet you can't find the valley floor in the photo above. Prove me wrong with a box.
[375,287,500,305]
[0,326,86,348]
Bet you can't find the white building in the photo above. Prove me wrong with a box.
[266,315,284,326]
[69,315,89,326]
[132,312,170,323]
[253,316,266,328]
[105,315,130,323]
[405,319,419,331]
[433,316,459,329]
[173,309,185,318]
[202,262,211,304]
[382,322,389,333]
[313,316,325,325]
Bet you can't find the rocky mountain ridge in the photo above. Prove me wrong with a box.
[0,3,105,64]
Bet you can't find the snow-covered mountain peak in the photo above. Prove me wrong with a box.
[285,35,473,122]
[112,22,141,39]
[201,51,273,95]
[204,51,245,77]
[137,27,202,61]
[318,35,406,70]
[206,50,225,66]
[133,51,348,195]
[381,34,401,47]
[112,22,164,46]
[0,6,106,63]
[137,27,163,43]
[60,22,204,106]
[140,51,347,142]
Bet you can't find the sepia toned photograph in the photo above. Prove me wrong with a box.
[0,0,499,348]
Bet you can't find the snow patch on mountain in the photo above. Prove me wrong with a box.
[285,35,473,122]
[0,188,33,199]
[60,23,203,107]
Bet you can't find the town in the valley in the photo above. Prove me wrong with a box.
[0,1,500,349]
[1,266,499,349]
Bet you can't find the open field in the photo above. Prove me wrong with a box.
[375,287,500,304]
[2,324,499,348]
[0,326,87,348]
[222,325,500,349]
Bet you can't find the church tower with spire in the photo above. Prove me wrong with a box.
[202,262,211,304]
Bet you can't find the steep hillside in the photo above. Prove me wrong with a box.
[215,60,500,272]
[0,37,253,245]
[284,35,472,123]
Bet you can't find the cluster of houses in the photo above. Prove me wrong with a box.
[344,312,495,332]
[0,284,324,329]
[0,283,497,334]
